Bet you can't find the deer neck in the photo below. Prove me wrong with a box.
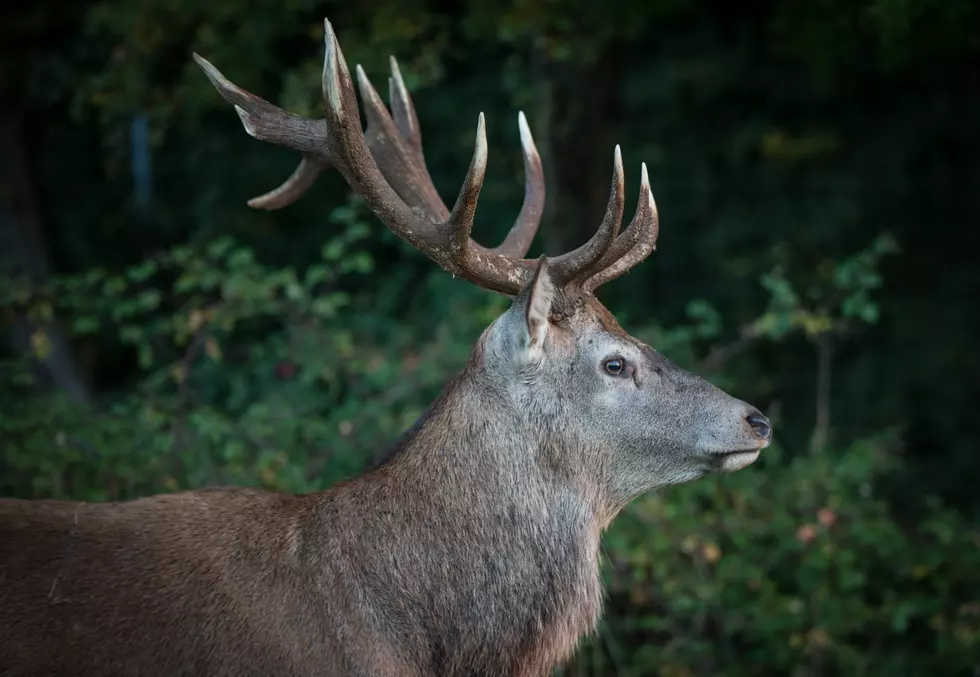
[379,365,604,522]
[329,366,606,672]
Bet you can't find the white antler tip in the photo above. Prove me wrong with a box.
[474,113,488,168]
[640,162,656,215]
[233,105,257,138]
[517,111,537,154]
[387,57,417,137]
[389,59,407,98]
[192,53,226,88]
[322,25,343,118]
[357,64,387,110]
[354,63,370,92]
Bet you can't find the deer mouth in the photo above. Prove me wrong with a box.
[712,449,762,473]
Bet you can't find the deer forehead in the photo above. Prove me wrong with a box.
[560,299,645,358]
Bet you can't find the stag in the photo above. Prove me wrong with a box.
[0,18,772,677]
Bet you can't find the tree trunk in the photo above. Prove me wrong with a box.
[0,105,91,403]
[539,48,625,255]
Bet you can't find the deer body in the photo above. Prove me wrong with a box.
[0,19,772,676]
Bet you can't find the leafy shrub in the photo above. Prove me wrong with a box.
[1,206,506,500]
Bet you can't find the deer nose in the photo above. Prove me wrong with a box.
[746,412,772,442]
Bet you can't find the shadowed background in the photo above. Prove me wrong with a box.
[2,0,978,674]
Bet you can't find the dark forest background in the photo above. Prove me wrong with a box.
[2,0,979,674]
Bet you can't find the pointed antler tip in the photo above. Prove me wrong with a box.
[191,52,223,83]
[357,64,389,114]
[322,19,337,51]
[476,112,487,139]
[517,110,529,132]
[472,113,488,167]
[640,161,650,188]
[389,57,410,101]
[233,105,258,138]
[389,59,408,98]
[322,19,343,71]
[517,111,537,154]
[354,63,370,91]
[321,26,344,118]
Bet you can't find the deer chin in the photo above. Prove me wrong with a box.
[712,449,762,473]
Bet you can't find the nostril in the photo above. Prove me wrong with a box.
[746,412,772,441]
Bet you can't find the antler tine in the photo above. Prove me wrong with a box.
[583,162,659,291]
[482,112,546,258]
[447,113,488,256]
[356,63,448,220]
[388,57,424,155]
[547,145,625,287]
[247,157,325,210]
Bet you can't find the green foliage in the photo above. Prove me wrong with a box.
[754,234,899,341]
[1,204,497,499]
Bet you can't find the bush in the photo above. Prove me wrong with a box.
[1,215,506,500]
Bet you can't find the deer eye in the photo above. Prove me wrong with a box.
[603,357,627,376]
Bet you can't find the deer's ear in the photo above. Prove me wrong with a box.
[522,256,555,358]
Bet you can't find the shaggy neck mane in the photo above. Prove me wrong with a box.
[339,359,606,675]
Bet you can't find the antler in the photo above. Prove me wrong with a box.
[581,163,660,292]
[193,18,658,296]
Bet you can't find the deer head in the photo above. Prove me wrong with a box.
[193,19,771,519]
